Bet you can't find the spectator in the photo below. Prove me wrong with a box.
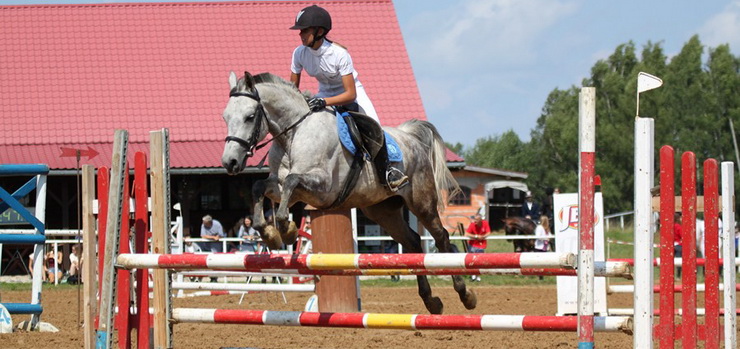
[45,250,63,283]
[465,214,490,282]
[238,216,260,253]
[200,215,226,253]
[696,216,705,276]
[183,237,202,254]
[28,252,47,282]
[673,213,682,278]
[67,244,83,284]
[521,191,541,222]
[534,217,552,253]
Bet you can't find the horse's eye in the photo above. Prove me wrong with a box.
[244,113,255,121]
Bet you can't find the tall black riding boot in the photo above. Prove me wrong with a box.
[373,142,408,191]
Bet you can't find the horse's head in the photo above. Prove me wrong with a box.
[221,71,270,175]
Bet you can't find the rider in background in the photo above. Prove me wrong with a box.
[288,4,408,191]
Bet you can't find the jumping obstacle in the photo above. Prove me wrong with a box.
[0,163,57,332]
[171,308,632,332]
[174,261,631,278]
[94,76,737,347]
[94,92,638,348]
[149,281,315,293]
[630,72,737,348]
[87,130,157,349]
[117,251,577,270]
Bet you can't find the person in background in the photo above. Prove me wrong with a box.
[673,212,683,278]
[521,191,541,222]
[184,236,202,253]
[534,216,553,280]
[465,214,490,282]
[45,250,63,283]
[28,252,47,282]
[200,215,226,253]
[696,215,705,276]
[534,216,552,253]
[238,215,260,253]
[67,244,83,284]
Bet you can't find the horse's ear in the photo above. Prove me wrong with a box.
[244,71,256,90]
[229,71,238,89]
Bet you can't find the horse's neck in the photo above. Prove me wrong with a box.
[259,84,305,146]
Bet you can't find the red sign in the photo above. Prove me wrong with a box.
[59,146,99,160]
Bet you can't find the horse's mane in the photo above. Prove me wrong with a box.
[234,72,312,98]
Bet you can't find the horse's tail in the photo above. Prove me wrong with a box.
[398,119,461,211]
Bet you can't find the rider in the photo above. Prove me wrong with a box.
[288,4,408,191]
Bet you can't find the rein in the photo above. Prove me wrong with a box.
[226,89,312,166]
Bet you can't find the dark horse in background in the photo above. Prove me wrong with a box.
[502,216,536,252]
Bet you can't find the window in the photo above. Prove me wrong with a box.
[448,186,471,206]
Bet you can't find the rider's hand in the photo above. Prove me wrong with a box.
[307,97,326,112]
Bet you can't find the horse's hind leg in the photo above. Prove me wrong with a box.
[361,198,443,314]
[407,198,477,310]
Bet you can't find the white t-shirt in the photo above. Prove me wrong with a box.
[291,40,379,122]
[69,253,79,265]
[534,224,550,251]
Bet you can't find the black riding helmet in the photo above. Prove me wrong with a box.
[290,5,332,31]
[290,5,332,47]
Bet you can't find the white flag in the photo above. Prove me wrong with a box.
[637,72,663,93]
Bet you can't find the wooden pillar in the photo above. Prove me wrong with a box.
[310,209,359,313]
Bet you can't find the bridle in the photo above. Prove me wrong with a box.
[224,89,266,157]
[224,86,313,159]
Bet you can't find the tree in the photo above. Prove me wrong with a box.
[462,38,739,214]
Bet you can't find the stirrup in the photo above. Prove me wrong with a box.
[386,167,409,191]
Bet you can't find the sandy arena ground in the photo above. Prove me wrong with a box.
[0,282,652,349]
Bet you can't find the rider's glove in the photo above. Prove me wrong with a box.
[307,97,326,112]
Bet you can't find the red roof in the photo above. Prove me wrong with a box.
[0,1,447,170]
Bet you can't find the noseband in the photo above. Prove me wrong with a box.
[225,89,266,157]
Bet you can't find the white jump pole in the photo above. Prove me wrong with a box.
[721,162,737,347]
[633,72,662,349]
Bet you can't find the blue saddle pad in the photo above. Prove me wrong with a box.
[336,111,403,162]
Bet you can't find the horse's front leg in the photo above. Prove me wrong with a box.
[274,173,324,245]
[252,176,283,250]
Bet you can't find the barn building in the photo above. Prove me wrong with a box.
[0,1,527,270]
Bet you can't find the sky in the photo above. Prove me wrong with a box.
[2,0,739,148]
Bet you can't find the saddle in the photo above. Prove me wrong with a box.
[341,110,385,161]
[330,109,401,208]
[337,110,403,162]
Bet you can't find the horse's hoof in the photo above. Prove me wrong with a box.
[283,221,299,244]
[461,289,477,310]
[262,225,283,250]
[424,296,444,314]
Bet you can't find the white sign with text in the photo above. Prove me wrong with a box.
[554,192,607,315]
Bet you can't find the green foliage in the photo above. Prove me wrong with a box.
[445,141,465,156]
[463,37,740,213]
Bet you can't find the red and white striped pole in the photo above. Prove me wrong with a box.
[578,87,596,349]
[578,87,596,348]
[172,308,633,333]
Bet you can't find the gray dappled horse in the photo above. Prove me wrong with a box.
[220,71,476,314]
